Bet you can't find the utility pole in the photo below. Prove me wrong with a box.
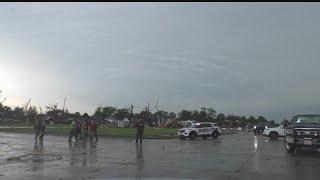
[62,97,67,113]
[24,98,31,126]
[128,104,134,122]
[155,96,160,126]
[146,103,150,113]
[62,97,67,123]
[0,91,6,104]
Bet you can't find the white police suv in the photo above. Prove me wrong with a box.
[178,122,222,139]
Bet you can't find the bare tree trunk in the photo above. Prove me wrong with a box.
[25,98,31,126]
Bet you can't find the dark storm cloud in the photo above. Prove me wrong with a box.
[1,3,320,121]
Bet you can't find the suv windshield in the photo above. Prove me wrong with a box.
[257,122,268,126]
[291,115,320,124]
[188,124,199,128]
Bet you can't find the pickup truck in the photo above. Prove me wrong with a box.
[285,114,320,153]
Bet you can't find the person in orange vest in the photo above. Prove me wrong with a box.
[89,119,98,141]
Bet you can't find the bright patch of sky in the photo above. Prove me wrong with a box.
[1,3,320,122]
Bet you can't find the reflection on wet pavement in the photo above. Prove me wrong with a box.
[34,140,43,153]
[1,132,320,179]
[136,143,144,178]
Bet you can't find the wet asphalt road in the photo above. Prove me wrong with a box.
[1,131,320,180]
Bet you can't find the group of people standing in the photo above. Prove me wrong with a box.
[69,114,98,142]
[34,114,145,144]
[33,114,98,142]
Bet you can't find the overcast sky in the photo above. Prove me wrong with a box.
[1,3,320,122]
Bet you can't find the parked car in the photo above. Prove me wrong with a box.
[262,125,285,140]
[285,114,320,153]
[177,122,222,140]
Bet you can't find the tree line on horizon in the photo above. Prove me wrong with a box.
[0,101,274,127]
[1,89,275,127]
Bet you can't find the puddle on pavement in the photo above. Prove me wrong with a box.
[7,153,63,163]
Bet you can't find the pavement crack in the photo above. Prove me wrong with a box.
[230,150,256,179]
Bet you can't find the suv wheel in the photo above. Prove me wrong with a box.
[202,136,207,140]
[212,131,218,139]
[285,140,295,153]
[189,132,197,140]
[270,132,279,140]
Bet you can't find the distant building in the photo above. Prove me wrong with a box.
[117,118,130,128]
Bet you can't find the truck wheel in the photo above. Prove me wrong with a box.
[212,131,218,139]
[189,132,197,140]
[270,132,279,140]
[202,136,207,140]
[285,140,295,153]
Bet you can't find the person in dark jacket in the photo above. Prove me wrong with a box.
[136,119,145,144]
[34,118,46,141]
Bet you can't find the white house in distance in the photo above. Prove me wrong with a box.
[117,118,130,128]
